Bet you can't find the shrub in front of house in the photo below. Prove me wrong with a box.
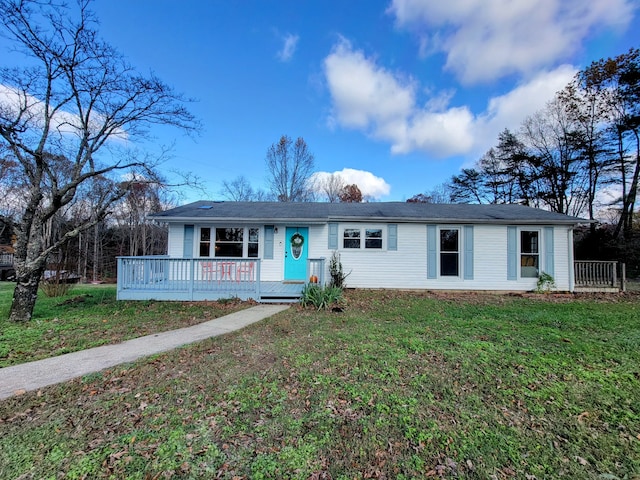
[300,284,343,310]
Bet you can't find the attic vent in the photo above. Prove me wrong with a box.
[198,205,213,210]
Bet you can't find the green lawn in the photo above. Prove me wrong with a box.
[0,282,247,367]
[0,288,639,479]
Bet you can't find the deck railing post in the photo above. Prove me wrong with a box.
[188,259,195,300]
[621,263,626,292]
[319,257,325,286]
[116,257,122,299]
[255,260,261,299]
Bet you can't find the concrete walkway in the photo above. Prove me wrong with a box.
[0,304,289,401]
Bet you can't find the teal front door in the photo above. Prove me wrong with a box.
[284,227,308,281]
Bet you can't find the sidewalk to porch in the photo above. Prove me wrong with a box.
[0,304,290,401]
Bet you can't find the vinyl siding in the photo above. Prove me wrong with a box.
[163,221,573,292]
[326,223,572,291]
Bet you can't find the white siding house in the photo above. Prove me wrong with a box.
[117,202,586,301]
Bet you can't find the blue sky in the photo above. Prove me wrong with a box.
[26,1,640,202]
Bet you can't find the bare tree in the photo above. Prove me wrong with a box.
[265,135,315,202]
[407,184,453,203]
[558,75,614,231]
[219,175,257,201]
[520,99,588,216]
[316,173,345,202]
[0,0,197,321]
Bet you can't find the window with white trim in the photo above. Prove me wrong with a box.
[365,229,382,249]
[199,227,259,257]
[343,228,361,249]
[247,228,259,258]
[215,227,243,257]
[440,229,459,276]
[199,228,211,257]
[343,227,384,249]
[520,230,539,278]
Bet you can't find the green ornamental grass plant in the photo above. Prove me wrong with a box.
[300,283,343,310]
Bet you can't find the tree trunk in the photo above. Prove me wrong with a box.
[9,264,46,322]
[624,131,640,238]
[8,202,48,322]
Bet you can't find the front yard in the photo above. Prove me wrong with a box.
[0,286,638,479]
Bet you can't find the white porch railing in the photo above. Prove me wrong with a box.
[307,257,326,285]
[574,260,625,291]
[117,256,261,301]
[0,253,13,266]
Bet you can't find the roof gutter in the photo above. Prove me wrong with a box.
[148,215,589,226]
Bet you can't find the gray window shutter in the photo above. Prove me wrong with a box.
[183,225,194,258]
[427,225,437,279]
[328,222,338,249]
[388,224,398,251]
[507,226,517,280]
[264,225,274,259]
[464,225,474,280]
[544,226,554,277]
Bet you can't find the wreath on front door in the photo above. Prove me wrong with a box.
[291,232,304,248]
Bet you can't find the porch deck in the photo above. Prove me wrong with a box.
[116,256,320,303]
[117,279,305,302]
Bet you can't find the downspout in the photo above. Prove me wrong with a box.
[568,227,575,292]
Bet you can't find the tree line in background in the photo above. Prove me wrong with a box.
[412,49,639,236]
[409,49,640,275]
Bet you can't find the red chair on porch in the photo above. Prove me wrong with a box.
[235,261,255,283]
[201,261,232,283]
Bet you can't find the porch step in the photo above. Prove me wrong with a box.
[259,294,301,304]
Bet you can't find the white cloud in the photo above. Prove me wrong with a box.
[324,38,415,129]
[0,84,77,134]
[0,83,127,139]
[312,168,391,199]
[277,33,299,62]
[323,40,577,159]
[324,39,474,158]
[475,65,577,152]
[387,0,635,84]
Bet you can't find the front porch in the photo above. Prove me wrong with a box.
[116,257,325,303]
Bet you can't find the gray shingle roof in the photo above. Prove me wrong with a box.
[150,201,588,225]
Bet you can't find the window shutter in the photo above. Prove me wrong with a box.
[388,224,398,251]
[464,225,474,280]
[328,222,338,249]
[183,225,194,258]
[427,225,437,279]
[507,226,517,280]
[544,227,554,277]
[264,225,274,259]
